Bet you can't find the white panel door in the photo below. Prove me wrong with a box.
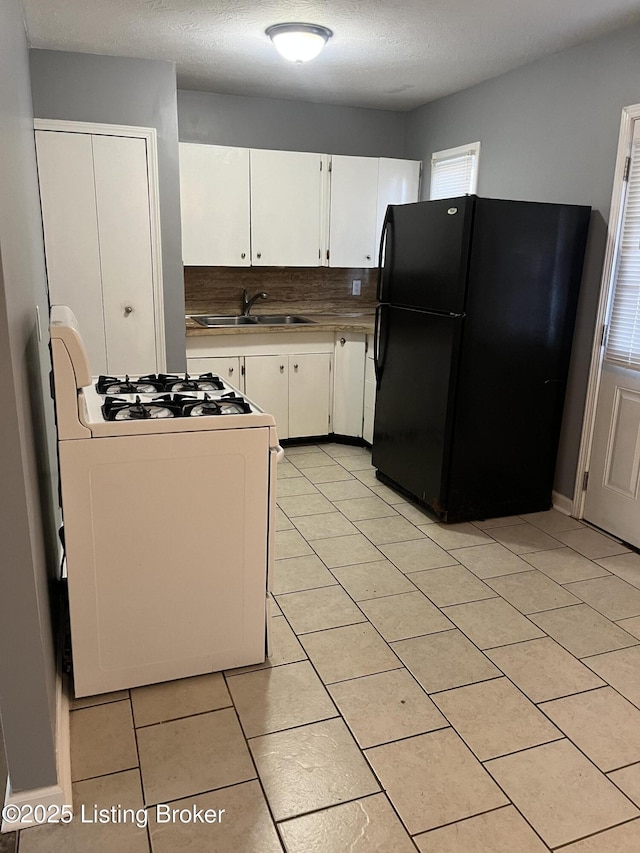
[289,353,331,437]
[92,135,158,376]
[329,156,379,268]
[376,158,422,255]
[250,149,324,267]
[333,333,366,436]
[179,143,250,266]
[244,355,289,439]
[35,130,107,374]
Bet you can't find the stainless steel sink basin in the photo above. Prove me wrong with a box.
[253,315,316,325]
[191,315,257,327]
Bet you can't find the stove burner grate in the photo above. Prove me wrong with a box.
[96,373,225,394]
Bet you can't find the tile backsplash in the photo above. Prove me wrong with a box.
[184,267,377,316]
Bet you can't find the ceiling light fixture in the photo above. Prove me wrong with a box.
[266,23,333,64]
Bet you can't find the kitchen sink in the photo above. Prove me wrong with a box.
[253,315,316,325]
[191,315,258,327]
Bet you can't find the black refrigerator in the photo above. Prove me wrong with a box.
[371,195,591,523]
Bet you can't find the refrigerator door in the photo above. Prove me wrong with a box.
[378,196,475,313]
[372,305,462,510]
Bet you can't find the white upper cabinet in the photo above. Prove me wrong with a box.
[376,158,422,247]
[250,149,327,267]
[328,156,379,269]
[179,143,251,266]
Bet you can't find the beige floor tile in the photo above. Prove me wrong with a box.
[317,480,376,501]
[485,739,639,848]
[277,492,335,517]
[272,554,337,595]
[275,505,294,530]
[471,515,524,528]
[520,508,584,533]
[70,690,129,710]
[333,495,398,521]
[283,444,323,456]
[360,591,454,642]
[18,770,148,853]
[277,461,304,479]
[148,780,281,853]
[305,465,355,484]
[366,728,508,835]
[523,547,611,584]
[596,552,640,589]
[70,700,138,782]
[391,630,500,693]
[487,637,605,703]
[379,538,458,573]
[279,793,415,853]
[276,585,365,633]
[277,477,318,497]
[541,687,640,772]
[226,616,306,674]
[289,451,337,469]
[322,443,371,459]
[565,575,640,621]
[488,522,563,554]
[409,565,497,607]
[443,597,545,649]
[394,501,438,525]
[292,511,359,540]
[137,707,255,805]
[414,805,549,853]
[331,560,416,601]
[433,677,561,760]
[559,820,640,851]
[131,673,231,727]
[227,660,337,737]
[617,616,640,640]
[352,468,379,486]
[250,717,379,822]
[275,529,313,559]
[553,527,630,559]
[608,763,640,807]
[486,569,580,613]
[301,623,401,684]
[369,484,409,504]
[355,515,425,545]
[310,533,382,568]
[530,604,638,658]
[269,594,282,616]
[448,542,533,579]
[328,669,447,748]
[336,456,376,472]
[421,522,494,550]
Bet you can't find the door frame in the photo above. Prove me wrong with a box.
[573,103,640,519]
[33,119,166,372]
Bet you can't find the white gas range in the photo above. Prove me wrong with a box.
[50,305,281,697]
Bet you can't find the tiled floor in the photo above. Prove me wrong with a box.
[14,442,640,852]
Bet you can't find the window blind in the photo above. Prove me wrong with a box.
[430,142,480,201]
[606,134,640,369]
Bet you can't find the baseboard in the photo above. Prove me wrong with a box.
[552,490,573,517]
[1,671,72,832]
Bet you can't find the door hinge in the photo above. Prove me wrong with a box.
[328,160,332,172]
[241,364,245,376]
[326,249,330,260]
[320,160,323,171]
[600,323,608,347]
[623,156,631,182]
[582,470,589,491]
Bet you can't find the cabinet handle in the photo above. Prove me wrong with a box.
[280,364,284,373]
[257,252,262,259]
[340,337,346,346]
[229,367,234,374]
[124,305,134,316]
[241,252,246,259]
[366,255,371,260]
[293,363,299,370]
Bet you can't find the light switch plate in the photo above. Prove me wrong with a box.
[352,279,361,296]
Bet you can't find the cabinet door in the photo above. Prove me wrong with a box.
[187,356,242,390]
[363,351,376,445]
[250,149,325,267]
[179,144,250,266]
[333,334,366,436]
[289,354,331,438]
[244,355,289,439]
[329,156,379,268]
[376,158,422,255]
[35,130,108,374]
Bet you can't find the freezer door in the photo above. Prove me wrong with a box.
[378,197,475,313]
[372,305,462,510]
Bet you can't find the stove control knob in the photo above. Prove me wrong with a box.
[124,305,134,316]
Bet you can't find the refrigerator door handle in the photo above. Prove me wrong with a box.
[376,206,394,303]
[373,304,381,381]
[374,304,389,389]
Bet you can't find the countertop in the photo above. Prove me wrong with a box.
[185,313,376,337]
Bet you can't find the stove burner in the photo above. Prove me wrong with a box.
[160,373,225,392]
[96,373,225,394]
[102,395,180,421]
[178,393,252,417]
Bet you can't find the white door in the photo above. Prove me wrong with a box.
[250,149,325,267]
[329,156,379,268]
[332,333,366,436]
[179,143,251,266]
[376,158,421,254]
[244,355,289,439]
[584,121,640,548]
[289,354,331,437]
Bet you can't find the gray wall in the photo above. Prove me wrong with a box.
[30,50,186,371]
[0,0,60,792]
[405,23,640,499]
[178,89,407,157]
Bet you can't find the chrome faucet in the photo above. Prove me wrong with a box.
[242,288,269,316]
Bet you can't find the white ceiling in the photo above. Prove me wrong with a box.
[22,0,640,111]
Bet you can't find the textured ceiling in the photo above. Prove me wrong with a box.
[22,0,640,111]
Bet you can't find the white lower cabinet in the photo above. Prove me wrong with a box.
[244,356,290,438]
[187,356,242,387]
[333,333,366,437]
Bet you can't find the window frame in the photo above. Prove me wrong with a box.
[429,141,481,201]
